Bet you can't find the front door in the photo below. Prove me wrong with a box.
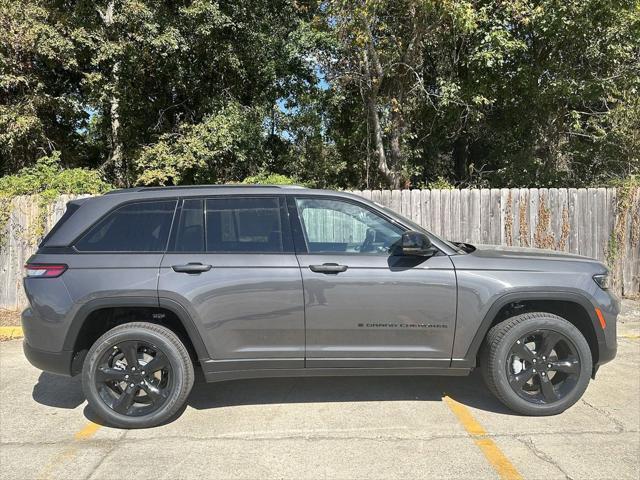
[158,196,305,372]
[290,196,457,369]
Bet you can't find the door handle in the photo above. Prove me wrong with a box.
[172,263,212,274]
[309,263,348,274]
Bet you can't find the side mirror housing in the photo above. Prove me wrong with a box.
[400,231,436,256]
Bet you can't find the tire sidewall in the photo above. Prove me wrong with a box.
[82,326,189,428]
[492,316,592,415]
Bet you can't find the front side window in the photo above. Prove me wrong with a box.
[295,198,403,254]
[205,197,284,252]
[76,200,176,252]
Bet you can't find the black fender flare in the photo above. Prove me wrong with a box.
[62,296,210,361]
[452,290,601,368]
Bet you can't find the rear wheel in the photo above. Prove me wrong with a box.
[82,322,194,428]
[481,312,592,415]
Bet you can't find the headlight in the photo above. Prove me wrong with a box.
[593,274,610,290]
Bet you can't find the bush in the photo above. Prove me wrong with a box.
[0,152,112,198]
[241,172,303,185]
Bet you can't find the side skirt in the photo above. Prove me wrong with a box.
[201,363,472,383]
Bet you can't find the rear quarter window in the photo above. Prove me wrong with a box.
[75,200,177,252]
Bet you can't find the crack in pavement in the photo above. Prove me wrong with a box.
[3,427,637,448]
[516,436,575,480]
[83,429,128,480]
[579,398,627,432]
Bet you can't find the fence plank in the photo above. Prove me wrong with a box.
[460,189,470,242]
[410,189,421,225]
[401,190,411,221]
[391,189,402,215]
[489,189,501,245]
[480,189,490,244]
[431,189,442,236]
[470,189,481,243]
[568,188,579,253]
[441,189,451,240]
[421,190,431,232]
[450,189,461,242]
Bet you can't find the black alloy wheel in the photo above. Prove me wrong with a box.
[95,340,172,416]
[506,329,581,404]
[83,322,194,428]
[481,312,592,416]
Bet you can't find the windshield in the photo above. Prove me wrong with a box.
[374,203,467,254]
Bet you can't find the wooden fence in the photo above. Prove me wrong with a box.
[1,188,638,310]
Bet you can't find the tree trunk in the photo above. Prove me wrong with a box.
[110,60,125,186]
[453,135,468,182]
[99,0,126,186]
[363,45,399,188]
[388,96,404,188]
[367,96,395,186]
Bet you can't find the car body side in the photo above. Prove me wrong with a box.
[21,187,619,381]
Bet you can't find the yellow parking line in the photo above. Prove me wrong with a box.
[620,334,640,340]
[38,421,102,480]
[0,326,23,339]
[444,395,523,480]
[74,421,101,440]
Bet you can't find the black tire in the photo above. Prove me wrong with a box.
[82,322,194,428]
[481,312,592,416]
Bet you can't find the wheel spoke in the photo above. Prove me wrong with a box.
[95,367,127,383]
[113,384,138,414]
[120,341,140,369]
[140,380,166,405]
[143,351,169,373]
[511,341,536,361]
[550,358,580,374]
[539,375,559,402]
[539,331,563,358]
[509,368,535,389]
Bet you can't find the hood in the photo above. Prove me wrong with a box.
[467,244,607,271]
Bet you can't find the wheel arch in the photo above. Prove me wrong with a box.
[63,297,210,375]
[453,291,602,369]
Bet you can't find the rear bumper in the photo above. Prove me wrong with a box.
[23,340,74,377]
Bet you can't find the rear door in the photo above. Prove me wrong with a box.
[289,195,457,369]
[158,196,305,372]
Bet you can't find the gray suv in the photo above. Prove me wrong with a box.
[22,186,618,428]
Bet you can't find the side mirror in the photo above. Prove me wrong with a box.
[400,231,436,256]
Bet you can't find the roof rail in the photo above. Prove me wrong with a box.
[103,184,307,194]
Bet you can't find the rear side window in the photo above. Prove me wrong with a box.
[205,197,284,252]
[39,202,81,247]
[76,200,177,252]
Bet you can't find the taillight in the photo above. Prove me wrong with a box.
[24,264,67,278]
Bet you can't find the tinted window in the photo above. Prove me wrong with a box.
[295,198,403,254]
[206,197,283,252]
[76,200,176,252]
[173,199,204,252]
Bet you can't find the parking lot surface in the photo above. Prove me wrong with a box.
[1,306,639,480]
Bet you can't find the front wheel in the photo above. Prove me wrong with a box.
[481,312,592,416]
[82,322,194,428]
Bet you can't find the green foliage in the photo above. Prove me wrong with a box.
[242,173,303,185]
[426,177,455,190]
[0,152,112,198]
[0,152,111,248]
[134,103,268,185]
[0,0,638,189]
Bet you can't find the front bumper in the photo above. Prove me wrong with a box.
[23,340,74,376]
[591,289,619,376]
